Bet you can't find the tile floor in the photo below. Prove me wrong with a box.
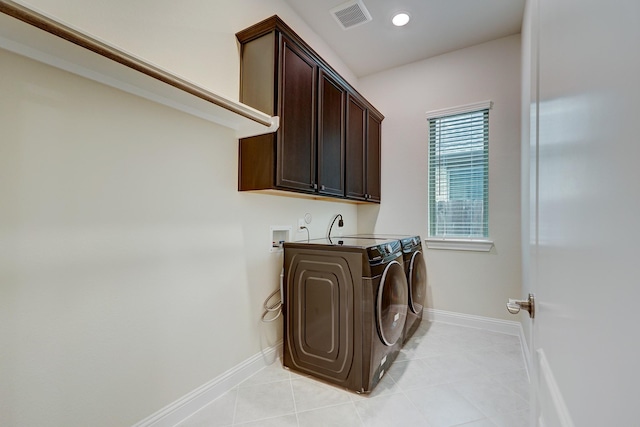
[177,321,530,427]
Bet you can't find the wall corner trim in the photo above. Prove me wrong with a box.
[132,343,281,427]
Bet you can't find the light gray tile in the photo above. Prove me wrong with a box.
[491,370,531,401]
[423,322,469,336]
[419,334,479,357]
[422,353,484,384]
[486,332,521,346]
[176,389,236,427]
[297,403,363,427]
[291,377,352,412]
[233,380,295,424]
[466,348,523,375]
[349,371,400,401]
[404,385,485,427]
[455,418,497,426]
[451,377,529,418]
[493,344,527,370]
[387,358,455,390]
[234,414,299,427]
[354,393,429,427]
[410,334,453,358]
[444,327,497,347]
[178,323,529,427]
[238,362,291,388]
[288,368,313,381]
[387,359,431,390]
[395,337,422,361]
[491,408,532,427]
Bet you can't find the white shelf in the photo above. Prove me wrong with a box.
[0,0,279,138]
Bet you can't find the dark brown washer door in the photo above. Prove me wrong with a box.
[409,251,427,315]
[376,260,408,346]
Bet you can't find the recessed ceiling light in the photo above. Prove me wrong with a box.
[392,12,410,27]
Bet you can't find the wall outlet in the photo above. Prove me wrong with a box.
[298,218,305,230]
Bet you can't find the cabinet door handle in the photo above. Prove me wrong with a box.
[312,183,318,190]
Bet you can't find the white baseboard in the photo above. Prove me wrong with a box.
[132,342,281,427]
[425,308,531,380]
[425,308,522,336]
[537,349,575,427]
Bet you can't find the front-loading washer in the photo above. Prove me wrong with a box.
[346,234,427,343]
[282,237,408,393]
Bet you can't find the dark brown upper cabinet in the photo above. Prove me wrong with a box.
[346,96,383,202]
[277,37,317,192]
[317,70,346,197]
[236,15,383,203]
[346,95,367,200]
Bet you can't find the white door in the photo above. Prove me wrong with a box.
[522,0,640,425]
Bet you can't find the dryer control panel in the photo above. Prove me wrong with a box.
[367,240,402,265]
[400,235,422,253]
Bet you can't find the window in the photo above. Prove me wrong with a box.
[427,101,493,250]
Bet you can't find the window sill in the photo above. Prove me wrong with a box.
[425,238,494,252]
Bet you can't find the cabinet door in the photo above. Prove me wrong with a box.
[277,36,317,192]
[317,71,346,197]
[366,113,382,203]
[345,95,367,200]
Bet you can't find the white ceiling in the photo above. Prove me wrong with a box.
[283,0,526,78]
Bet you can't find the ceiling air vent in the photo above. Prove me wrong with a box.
[330,0,372,30]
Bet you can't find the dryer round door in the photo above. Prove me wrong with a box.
[408,251,427,315]
[376,260,408,346]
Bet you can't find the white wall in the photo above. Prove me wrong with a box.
[0,1,360,426]
[16,0,359,100]
[358,35,522,320]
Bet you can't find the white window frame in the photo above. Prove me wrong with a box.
[425,100,494,252]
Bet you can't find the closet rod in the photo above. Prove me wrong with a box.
[0,0,273,128]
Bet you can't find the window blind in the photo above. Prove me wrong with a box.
[428,108,489,238]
